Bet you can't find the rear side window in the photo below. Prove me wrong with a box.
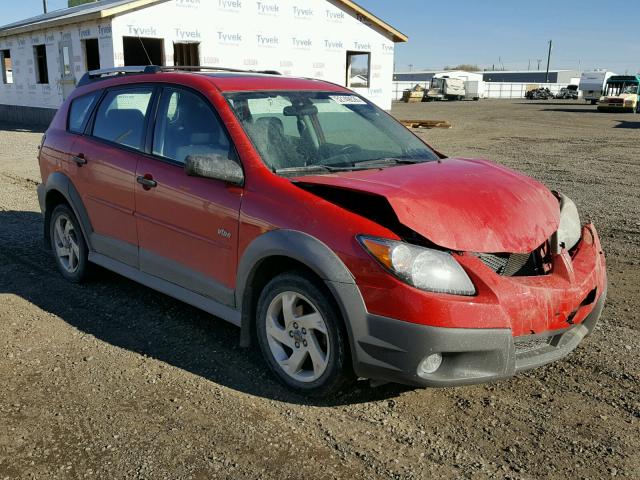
[92,88,153,150]
[68,91,100,134]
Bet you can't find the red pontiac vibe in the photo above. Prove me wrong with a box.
[37,66,607,396]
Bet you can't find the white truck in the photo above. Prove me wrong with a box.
[579,70,616,104]
[426,76,466,101]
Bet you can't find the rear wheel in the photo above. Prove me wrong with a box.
[256,272,353,396]
[49,204,90,283]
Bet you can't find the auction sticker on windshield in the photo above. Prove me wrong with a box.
[329,95,367,105]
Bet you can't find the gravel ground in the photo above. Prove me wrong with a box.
[0,99,638,479]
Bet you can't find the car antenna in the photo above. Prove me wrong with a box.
[137,36,153,65]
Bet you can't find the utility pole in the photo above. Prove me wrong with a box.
[545,40,552,83]
[42,0,47,13]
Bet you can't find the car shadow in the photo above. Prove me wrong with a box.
[0,122,47,133]
[614,120,640,129]
[514,101,581,106]
[540,107,603,114]
[0,209,413,406]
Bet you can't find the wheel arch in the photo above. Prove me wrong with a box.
[42,172,93,250]
[236,230,360,351]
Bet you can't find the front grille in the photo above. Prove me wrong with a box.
[514,335,552,355]
[503,253,531,276]
[474,252,533,276]
[475,252,509,273]
[473,241,551,277]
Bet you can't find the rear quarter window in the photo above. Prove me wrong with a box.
[68,91,100,134]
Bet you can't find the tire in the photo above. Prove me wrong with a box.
[256,272,353,397]
[49,204,90,283]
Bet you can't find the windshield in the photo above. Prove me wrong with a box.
[605,82,639,96]
[224,91,439,174]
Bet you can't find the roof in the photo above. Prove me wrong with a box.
[393,69,582,84]
[606,75,640,83]
[481,69,578,74]
[334,0,407,42]
[395,69,578,75]
[202,72,349,92]
[70,70,349,99]
[0,0,407,42]
[0,0,165,37]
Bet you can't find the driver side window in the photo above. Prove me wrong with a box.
[153,87,232,164]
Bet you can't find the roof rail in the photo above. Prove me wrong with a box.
[77,66,160,86]
[76,65,282,87]
[157,66,282,75]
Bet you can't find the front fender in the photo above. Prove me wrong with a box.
[236,229,359,344]
[236,229,411,379]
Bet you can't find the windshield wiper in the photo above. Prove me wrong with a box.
[275,158,427,175]
[274,165,334,175]
[347,157,424,170]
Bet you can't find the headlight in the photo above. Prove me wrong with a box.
[357,236,475,296]
[556,193,581,250]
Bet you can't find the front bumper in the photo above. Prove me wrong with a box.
[353,289,605,387]
[342,224,607,387]
[597,104,634,112]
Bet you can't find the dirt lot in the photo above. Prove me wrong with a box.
[0,100,638,479]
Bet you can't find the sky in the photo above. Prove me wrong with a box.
[1,0,638,74]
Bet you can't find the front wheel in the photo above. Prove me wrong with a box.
[256,273,353,396]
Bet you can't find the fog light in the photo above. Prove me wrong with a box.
[418,353,443,375]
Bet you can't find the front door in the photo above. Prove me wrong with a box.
[135,86,242,306]
[58,38,76,100]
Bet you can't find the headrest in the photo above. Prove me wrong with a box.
[106,108,144,125]
[255,116,285,137]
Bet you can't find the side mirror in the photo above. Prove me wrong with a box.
[184,154,244,186]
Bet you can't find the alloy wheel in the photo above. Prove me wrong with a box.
[264,291,330,383]
[52,213,80,274]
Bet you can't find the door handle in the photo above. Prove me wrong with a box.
[136,174,158,190]
[72,153,87,166]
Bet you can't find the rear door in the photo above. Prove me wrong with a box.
[42,90,99,186]
[134,86,242,306]
[73,85,156,266]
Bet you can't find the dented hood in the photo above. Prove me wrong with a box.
[296,158,560,253]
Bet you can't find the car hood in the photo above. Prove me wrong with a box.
[295,158,560,253]
[602,93,635,101]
